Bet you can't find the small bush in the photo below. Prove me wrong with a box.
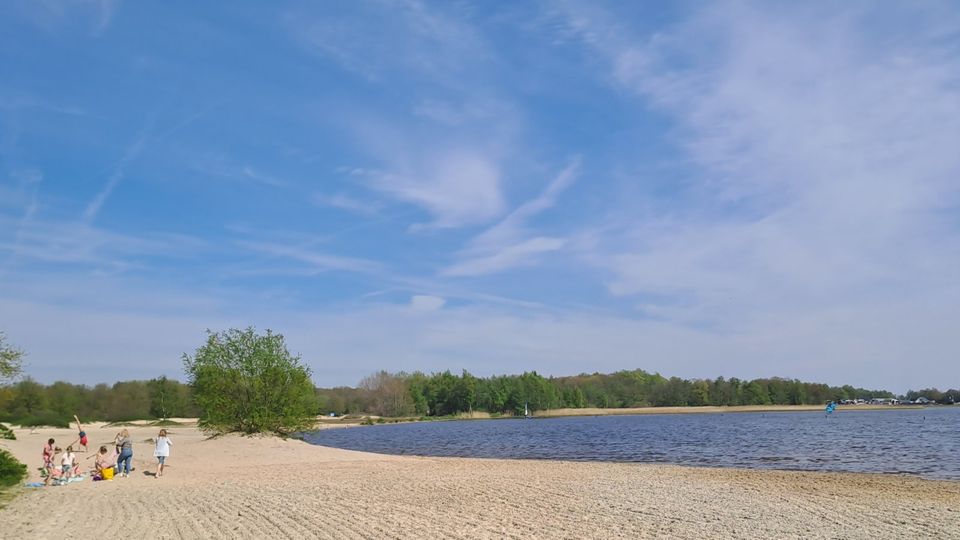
[0,424,14,440]
[0,449,27,488]
[17,412,70,428]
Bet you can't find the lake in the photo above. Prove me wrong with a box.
[304,406,960,480]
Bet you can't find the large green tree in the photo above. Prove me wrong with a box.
[183,328,317,435]
[148,376,192,419]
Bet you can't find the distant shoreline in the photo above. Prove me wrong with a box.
[1,405,932,432]
[532,404,928,418]
[317,403,933,425]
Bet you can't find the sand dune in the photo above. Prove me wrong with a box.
[1,422,957,539]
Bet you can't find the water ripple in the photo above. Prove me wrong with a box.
[304,407,960,481]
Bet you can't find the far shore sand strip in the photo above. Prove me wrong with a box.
[533,403,925,417]
[1,421,957,539]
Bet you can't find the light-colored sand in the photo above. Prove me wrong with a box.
[1,422,957,539]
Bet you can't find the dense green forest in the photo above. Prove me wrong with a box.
[316,369,919,417]
[1,369,957,425]
[0,376,198,426]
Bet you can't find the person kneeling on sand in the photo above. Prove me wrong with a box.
[153,429,172,478]
[94,446,115,480]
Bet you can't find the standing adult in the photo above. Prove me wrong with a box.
[115,429,134,477]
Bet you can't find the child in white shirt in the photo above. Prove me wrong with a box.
[60,446,76,480]
[153,429,173,478]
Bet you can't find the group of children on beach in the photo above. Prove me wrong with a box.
[40,417,172,486]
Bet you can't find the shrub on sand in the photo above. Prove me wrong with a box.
[0,449,27,489]
[17,412,70,429]
[183,327,317,436]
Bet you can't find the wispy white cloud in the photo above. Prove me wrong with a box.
[12,0,122,35]
[1,164,206,278]
[82,119,152,223]
[471,158,579,250]
[184,153,291,189]
[289,0,519,231]
[0,95,87,116]
[331,99,515,230]
[0,169,43,272]
[241,166,286,188]
[313,192,382,216]
[409,294,445,312]
[0,216,206,267]
[94,0,120,34]
[559,2,960,372]
[228,235,549,311]
[237,240,383,275]
[288,0,486,86]
[412,99,510,127]
[374,150,505,230]
[442,159,579,276]
[442,236,567,277]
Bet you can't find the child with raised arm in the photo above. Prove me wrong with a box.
[153,429,172,478]
[72,415,88,452]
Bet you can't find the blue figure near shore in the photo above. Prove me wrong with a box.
[825,401,837,415]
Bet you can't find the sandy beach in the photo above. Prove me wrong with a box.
[1,422,958,539]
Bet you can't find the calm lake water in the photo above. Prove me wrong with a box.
[305,407,960,480]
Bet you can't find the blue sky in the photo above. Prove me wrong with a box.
[1,1,958,392]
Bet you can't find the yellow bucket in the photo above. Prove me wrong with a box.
[102,467,114,480]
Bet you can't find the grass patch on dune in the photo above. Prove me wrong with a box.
[150,419,186,427]
[13,412,71,429]
[103,421,144,428]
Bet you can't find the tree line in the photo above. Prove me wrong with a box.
[0,377,198,427]
[1,371,957,425]
[316,369,948,417]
